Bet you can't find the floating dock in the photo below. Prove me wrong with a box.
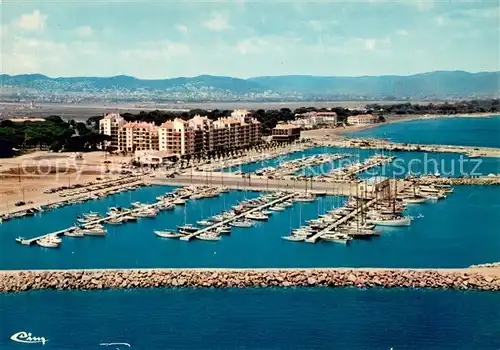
[180,193,297,241]
[18,186,219,246]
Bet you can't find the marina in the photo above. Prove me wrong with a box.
[16,185,222,246]
[1,182,498,269]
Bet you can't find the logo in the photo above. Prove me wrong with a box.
[10,331,48,345]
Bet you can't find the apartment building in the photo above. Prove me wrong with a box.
[101,109,261,156]
[99,113,126,149]
[158,118,194,156]
[117,121,159,152]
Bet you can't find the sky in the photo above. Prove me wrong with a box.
[1,0,499,78]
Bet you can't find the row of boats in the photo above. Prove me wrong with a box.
[154,191,317,241]
[204,145,309,172]
[253,154,347,177]
[329,154,396,179]
[281,183,453,244]
[19,185,223,248]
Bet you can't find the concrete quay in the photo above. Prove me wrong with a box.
[153,174,358,196]
[1,267,499,293]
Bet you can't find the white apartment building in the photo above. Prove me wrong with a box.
[291,111,338,129]
[99,113,126,149]
[347,114,379,125]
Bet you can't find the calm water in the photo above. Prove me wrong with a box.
[1,185,499,269]
[345,116,500,148]
[221,146,499,178]
[1,288,499,349]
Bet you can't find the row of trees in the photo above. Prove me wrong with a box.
[367,99,500,115]
[0,116,110,157]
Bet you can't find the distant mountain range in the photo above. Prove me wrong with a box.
[1,71,499,100]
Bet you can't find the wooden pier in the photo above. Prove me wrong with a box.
[180,193,297,241]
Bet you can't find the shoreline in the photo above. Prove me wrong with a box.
[337,112,500,136]
[1,267,499,292]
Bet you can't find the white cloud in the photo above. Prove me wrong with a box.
[176,25,188,33]
[358,37,391,52]
[396,29,409,36]
[364,39,376,51]
[305,20,323,32]
[436,15,446,26]
[16,10,47,31]
[203,12,232,31]
[75,26,93,37]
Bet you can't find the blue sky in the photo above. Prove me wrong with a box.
[1,0,498,78]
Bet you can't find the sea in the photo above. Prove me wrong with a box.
[2,117,500,349]
[1,288,499,350]
[345,115,500,148]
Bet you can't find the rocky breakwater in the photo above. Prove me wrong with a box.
[1,268,499,293]
[416,176,500,186]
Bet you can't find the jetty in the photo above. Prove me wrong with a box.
[330,155,396,179]
[18,186,219,246]
[180,192,296,241]
[305,198,377,243]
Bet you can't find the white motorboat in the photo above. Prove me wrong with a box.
[81,227,107,236]
[48,234,62,244]
[106,217,124,225]
[261,210,273,216]
[131,201,145,208]
[37,237,60,248]
[403,196,428,204]
[214,226,232,234]
[173,198,186,205]
[370,216,411,227]
[197,233,221,241]
[76,217,93,224]
[294,193,316,202]
[230,220,254,228]
[269,205,285,212]
[64,230,84,237]
[177,224,199,233]
[281,235,305,242]
[322,233,352,244]
[245,212,268,221]
[154,230,184,238]
[84,212,102,219]
[133,209,157,218]
[211,215,225,222]
[197,220,214,226]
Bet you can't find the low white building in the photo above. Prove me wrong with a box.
[134,150,174,166]
[347,114,379,125]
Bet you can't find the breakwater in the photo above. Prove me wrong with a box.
[1,268,499,293]
[415,176,500,186]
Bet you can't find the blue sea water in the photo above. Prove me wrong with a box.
[1,288,499,349]
[221,146,499,178]
[345,116,500,148]
[1,185,499,269]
